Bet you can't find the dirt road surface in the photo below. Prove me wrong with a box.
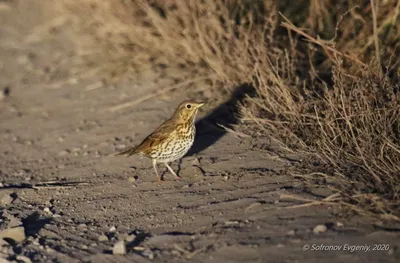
[0,1,398,262]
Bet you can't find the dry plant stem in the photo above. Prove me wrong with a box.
[280,193,341,209]
[339,92,382,184]
[279,13,375,73]
[370,0,382,78]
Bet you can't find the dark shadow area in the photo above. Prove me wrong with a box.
[22,211,52,237]
[186,83,256,156]
[0,180,89,190]
[126,229,152,248]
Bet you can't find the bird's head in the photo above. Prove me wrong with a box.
[173,100,205,123]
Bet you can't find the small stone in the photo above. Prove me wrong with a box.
[0,194,14,205]
[98,234,108,242]
[336,222,344,227]
[0,227,26,242]
[128,177,136,183]
[81,245,88,250]
[112,241,126,255]
[17,55,30,65]
[125,234,136,243]
[142,249,154,260]
[78,223,87,229]
[286,230,295,236]
[0,257,11,263]
[58,150,69,156]
[109,226,116,232]
[223,175,229,181]
[43,207,52,214]
[191,158,200,166]
[313,224,327,234]
[4,213,22,228]
[16,255,32,263]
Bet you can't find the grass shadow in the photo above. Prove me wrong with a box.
[187,83,256,156]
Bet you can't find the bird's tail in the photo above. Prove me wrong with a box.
[115,146,138,157]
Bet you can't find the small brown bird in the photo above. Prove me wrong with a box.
[117,100,204,181]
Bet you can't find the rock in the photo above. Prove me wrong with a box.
[112,241,126,255]
[0,258,11,263]
[191,158,200,166]
[58,150,69,156]
[43,207,51,214]
[125,234,136,243]
[336,222,344,227]
[142,249,154,260]
[109,226,116,233]
[0,87,10,101]
[78,224,87,229]
[128,177,136,183]
[3,213,22,228]
[313,224,327,234]
[98,234,108,242]
[16,255,32,263]
[0,194,14,205]
[286,230,296,236]
[0,227,26,242]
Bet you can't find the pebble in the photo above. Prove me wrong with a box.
[142,249,154,260]
[0,194,14,205]
[4,213,22,228]
[286,230,296,236]
[0,227,26,242]
[16,255,32,263]
[125,234,136,243]
[313,224,327,234]
[191,157,200,166]
[112,241,126,255]
[128,177,136,183]
[58,150,69,156]
[98,234,108,242]
[78,223,87,229]
[109,226,116,232]
[43,207,51,214]
[336,222,344,227]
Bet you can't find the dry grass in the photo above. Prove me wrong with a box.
[61,0,400,220]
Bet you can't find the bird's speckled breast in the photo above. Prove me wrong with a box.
[150,124,195,162]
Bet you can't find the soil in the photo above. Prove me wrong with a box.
[0,1,399,263]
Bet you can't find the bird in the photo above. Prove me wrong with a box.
[116,100,204,181]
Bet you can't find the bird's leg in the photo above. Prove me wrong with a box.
[164,163,181,180]
[152,159,162,182]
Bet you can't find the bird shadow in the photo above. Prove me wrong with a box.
[186,83,256,157]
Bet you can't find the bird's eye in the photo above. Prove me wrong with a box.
[186,104,191,109]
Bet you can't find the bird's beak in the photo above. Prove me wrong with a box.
[196,102,205,108]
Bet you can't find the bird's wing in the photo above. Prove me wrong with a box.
[116,120,176,157]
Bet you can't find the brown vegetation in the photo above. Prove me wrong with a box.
[61,0,400,220]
